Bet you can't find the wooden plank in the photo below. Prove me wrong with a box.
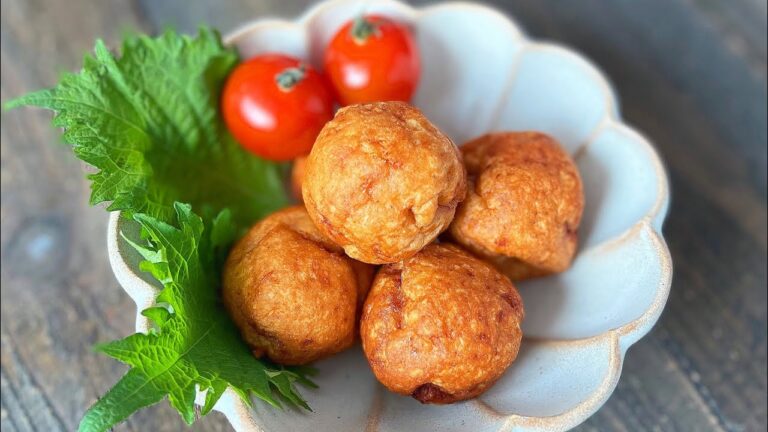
[686,0,767,82]
[1,0,765,431]
[135,0,312,34]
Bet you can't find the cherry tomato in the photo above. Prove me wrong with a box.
[222,53,334,161]
[324,15,420,105]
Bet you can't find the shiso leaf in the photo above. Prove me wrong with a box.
[6,28,312,431]
[77,369,166,432]
[5,27,287,226]
[84,204,311,431]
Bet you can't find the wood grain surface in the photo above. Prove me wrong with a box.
[1,0,766,431]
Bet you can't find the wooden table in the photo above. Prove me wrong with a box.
[1,1,765,431]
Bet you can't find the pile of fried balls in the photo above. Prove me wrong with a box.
[223,101,584,404]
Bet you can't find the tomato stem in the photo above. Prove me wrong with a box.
[275,65,306,91]
[351,15,379,44]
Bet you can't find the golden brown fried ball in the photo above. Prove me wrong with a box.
[360,243,524,404]
[449,132,584,280]
[303,102,467,265]
[223,206,374,365]
[290,156,307,203]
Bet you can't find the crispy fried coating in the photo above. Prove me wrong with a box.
[360,243,524,403]
[449,132,584,280]
[222,206,374,365]
[303,102,467,264]
[290,156,307,203]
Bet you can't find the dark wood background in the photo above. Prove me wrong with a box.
[1,0,766,431]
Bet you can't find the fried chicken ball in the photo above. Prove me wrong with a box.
[302,102,467,264]
[360,243,524,404]
[223,206,374,365]
[290,156,307,203]
[449,132,584,280]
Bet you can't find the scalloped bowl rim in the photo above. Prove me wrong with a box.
[106,1,672,431]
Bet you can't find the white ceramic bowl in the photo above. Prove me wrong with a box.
[107,1,672,430]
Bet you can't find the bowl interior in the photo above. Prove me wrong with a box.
[113,1,671,431]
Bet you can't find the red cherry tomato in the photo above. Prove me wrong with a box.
[324,15,420,105]
[222,53,334,161]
